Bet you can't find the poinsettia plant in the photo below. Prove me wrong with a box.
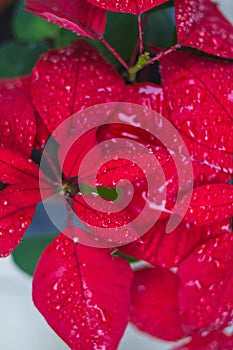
[0,0,233,349]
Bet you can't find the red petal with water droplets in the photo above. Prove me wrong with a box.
[0,147,52,256]
[0,184,41,257]
[34,112,51,150]
[178,231,233,334]
[31,39,124,134]
[180,133,233,177]
[124,82,163,113]
[184,184,233,225]
[121,218,230,267]
[175,0,233,59]
[97,83,164,149]
[0,76,48,149]
[25,0,106,39]
[33,234,133,349]
[59,128,99,180]
[86,0,168,14]
[0,89,36,157]
[73,192,135,229]
[0,146,41,184]
[0,76,31,96]
[0,76,49,150]
[175,331,233,350]
[71,152,168,247]
[161,51,233,156]
[131,267,183,340]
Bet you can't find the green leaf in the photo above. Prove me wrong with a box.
[144,7,176,49]
[88,12,138,68]
[0,40,49,78]
[12,234,57,276]
[97,186,119,201]
[13,0,59,42]
[54,29,78,48]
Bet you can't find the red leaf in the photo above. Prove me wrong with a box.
[181,133,233,177]
[178,231,233,334]
[0,148,52,256]
[72,192,140,247]
[175,331,233,350]
[34,112,51,150]
[161,51,233,176]
[174,0,233,59]
[86,0,168,15]
[31,39,124,134]
[0,146,40,184]
[0,76,49,150]
[0,185,38,257]
[184,184,233,225]
[33,233,133,349]
[0,75,31,96]
[121,218,230,267]
[161,50,233,154]
[25,0,106,39]
[124,82,163,113]
[0,89,36,157]
[59,128,99,180]
[131,267,183,340]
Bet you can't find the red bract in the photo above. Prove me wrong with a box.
[0,75,31,96]
[183,183,233,225]
[178,232,233,334]
[174,0,233,59]
[131,229,233,340]
[130,267,183,341]
[0,75,50,150]
[0,83,36,157]
[33,233,133,350]
[31,39,124,134]
[0,147,51,257]
[161,50,233,175]
[120,218,230,268]
[85,0,168,14]
[25,0,106,39]
[174,331,233,350]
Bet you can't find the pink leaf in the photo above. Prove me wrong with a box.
[25,0,106,39]
[31,39,124,134]
[174,0,233,59]
[131,267,183,340]
[86,0,168,15]
[178,231,233,334]
[33,233,133,349]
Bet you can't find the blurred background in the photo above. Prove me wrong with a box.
[0,0,232,349]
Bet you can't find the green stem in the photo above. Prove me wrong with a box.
[128,51,150,82]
